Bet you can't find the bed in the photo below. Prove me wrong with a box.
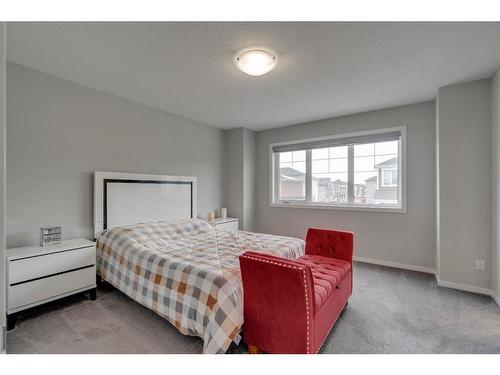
[93,172,304,353]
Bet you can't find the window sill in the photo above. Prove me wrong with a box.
[270,202,407,213]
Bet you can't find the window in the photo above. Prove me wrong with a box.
[271,127,405,211]
[381,169,398,187]
[311,146,348,204]
[278,150,306,201]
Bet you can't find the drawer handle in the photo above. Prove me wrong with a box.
[10,264,95,287]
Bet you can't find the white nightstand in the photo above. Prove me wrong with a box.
[6,238,97,330]
[208,218,239,231]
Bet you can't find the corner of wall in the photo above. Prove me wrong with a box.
[0,22,6,350]
[242,128,256,232]
[435,78,493,292]
[225,128,244,226]
[224,127,257,231]
[491,68,500,301]
[435,95,440,277]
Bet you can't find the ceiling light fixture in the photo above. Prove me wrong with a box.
[234,49,278,76]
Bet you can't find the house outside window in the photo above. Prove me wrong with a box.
[271,127,406,212]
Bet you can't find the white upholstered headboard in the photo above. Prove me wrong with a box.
[93,171,197,238]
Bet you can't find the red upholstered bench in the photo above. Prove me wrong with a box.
[239,228,353,354]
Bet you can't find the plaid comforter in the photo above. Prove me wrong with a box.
[96,219,304,353]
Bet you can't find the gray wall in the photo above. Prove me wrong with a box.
[492,70,500,300]
[6,63,226,248]
[226,128,244,227]
[225,127,256,231]
[243,128,256,231]
[435,97,441,276]
[436,79,491,290]
[255,101,436,270]
[0,23,6,351]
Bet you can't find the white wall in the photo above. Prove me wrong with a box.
[255,101,436,271]
[436,79,492,292]
[492,70,500,302]
[6,63,227,248]
[0,23,6,353]
[225,127,256,231]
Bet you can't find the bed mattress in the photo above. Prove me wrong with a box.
[96,219,304,353]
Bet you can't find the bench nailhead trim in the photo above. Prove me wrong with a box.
[241,254,311,354]
[302,268,310,354]
[316,296,350,353]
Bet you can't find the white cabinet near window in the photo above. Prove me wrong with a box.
[6,238,97,330]
[208,218,239,231]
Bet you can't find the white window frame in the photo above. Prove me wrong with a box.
[269,126,407,213]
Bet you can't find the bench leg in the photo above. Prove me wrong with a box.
[248,344,263,354]
[7,314,17,331]
[89,288,97,301]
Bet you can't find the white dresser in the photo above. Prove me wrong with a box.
[6,238,97,330]
[208,217,239,231]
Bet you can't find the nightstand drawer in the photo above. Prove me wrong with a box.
[8,265,96,311]
[9,246,96,285]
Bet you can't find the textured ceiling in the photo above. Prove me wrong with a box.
[7,22,500,130]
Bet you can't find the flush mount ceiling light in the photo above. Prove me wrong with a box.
[234,49,278,76]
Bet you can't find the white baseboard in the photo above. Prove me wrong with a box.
[353,256,436,275]
[492,292,500,307]
[436,278,493,296]
[353,256,499,303]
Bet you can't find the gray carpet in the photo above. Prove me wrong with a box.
[6,262,500,354]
